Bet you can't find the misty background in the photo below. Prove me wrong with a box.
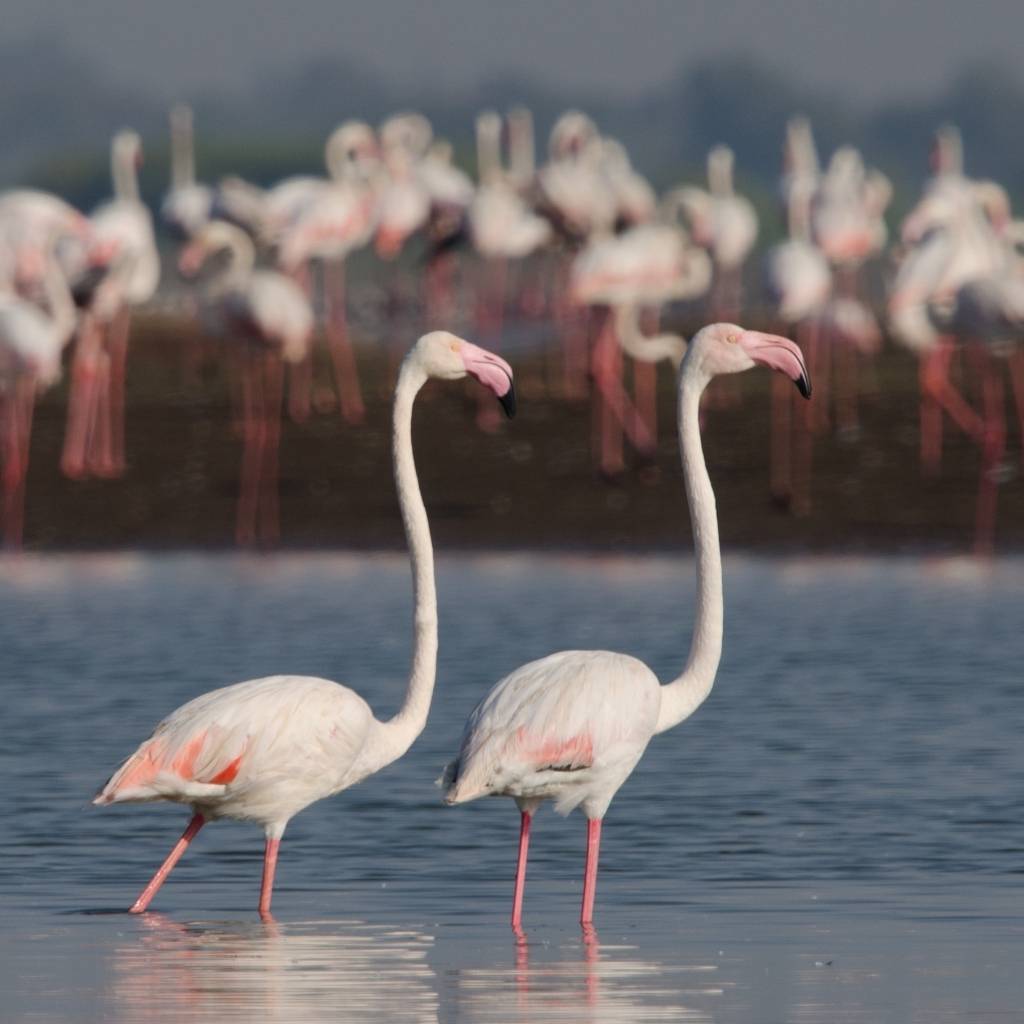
[3,0,1024,225]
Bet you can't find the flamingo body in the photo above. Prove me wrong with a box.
[96,675,384,831]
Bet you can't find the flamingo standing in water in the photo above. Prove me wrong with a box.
[160,104,213,240]
[95,331,516,917]
[179,221,313,546]
[62,130,160,479]
[442,322,810,929]
[0,250,77,546]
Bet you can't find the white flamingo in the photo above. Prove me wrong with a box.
[179,221,314,546]
[0,252,76,547]
[62,130,160,480]
[441,322,810,929]
[95,330,516,918]
[160,104,213,240]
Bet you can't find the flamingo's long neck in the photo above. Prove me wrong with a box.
[113,142,139,204]
[654,359,723,734]
[171,107,196,190]
[614,304,685,368]
[374,358,438,764]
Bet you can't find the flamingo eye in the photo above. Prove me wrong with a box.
[450,340,460,353]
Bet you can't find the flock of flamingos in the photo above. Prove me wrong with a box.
[0,107,1022,554]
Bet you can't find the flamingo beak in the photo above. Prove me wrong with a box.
[460,341,516,418]
[739,330,812,399]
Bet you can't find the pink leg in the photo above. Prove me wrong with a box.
[5,378,36,548]
[258,836,281,920]
[106,307,130,475]
[129,813,205,914]
[973,348,1006,557]
[2,392,24,549]
[511,810,532,931]
[257,354,284,546]
[325,261,366,425]
[920,350,944,475]
[1006,347,1024,467]
[791,320,816,516]
[236,349,264,546]
[476,258,507,432]
[288,353,313,424]
[61,318,103,480]
[770,368,792,504]
[580,818,602,926]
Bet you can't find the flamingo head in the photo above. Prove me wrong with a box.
[411,331,516,417]
[687,323,811,398]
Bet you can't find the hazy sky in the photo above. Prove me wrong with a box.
[6,0,1024,104]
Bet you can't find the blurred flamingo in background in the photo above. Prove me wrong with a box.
[0,248,76,547]
[62,130,160,480]
[442,322,810,929]
[180,221,313,546]
[160,105,213,240]
[95,331,515,918]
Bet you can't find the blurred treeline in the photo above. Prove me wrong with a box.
[4,32,1024,241]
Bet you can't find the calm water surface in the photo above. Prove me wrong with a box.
[1,552,1022,1022]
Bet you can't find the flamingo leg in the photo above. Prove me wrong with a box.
[580,817,602,926]
[257,353,284,546]
[258,836,281,920]
[236,349,263,546]
[973,347,1006,557]
[511,810,532,931]
[129,812,205,914]
[325,261,366,425]
[770,359,793,505]
[61,317,102,479]
[1006,347,1024,467]
[4,377,36,549]
[476,258,507,432]
[791,319,816,516]
[107,306,130,474]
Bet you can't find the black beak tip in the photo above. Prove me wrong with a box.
[498,385,517,419]
[796,373,812,400]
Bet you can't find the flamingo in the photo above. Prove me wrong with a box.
[95,330,516,918]
[0,250,76,547]
[571,211,710,475]
[179,221,314,546]
[160,104,213,240]
[441,322,810,929]
[62,130,160,480]
[275,121,382,425]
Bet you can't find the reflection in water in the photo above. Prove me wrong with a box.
[109,915,438,1023]
[454,927,724,1023]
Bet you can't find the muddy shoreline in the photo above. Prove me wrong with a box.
[18,313,1024,553]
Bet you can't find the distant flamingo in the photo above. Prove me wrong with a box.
[442,322,810,929]
[95,331,516,918]
[0,252,76,546]
[179,221,313,546]
[160,104,212,240]
[571,214,710,474]
[276,121,381,425]
[62,130,160,480]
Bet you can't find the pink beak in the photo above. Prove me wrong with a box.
[739,330,812,398]
[460,341,516,417]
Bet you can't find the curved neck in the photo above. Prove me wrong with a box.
[373,358,438,764]
[614,304,685,368]
[655,361,722,734]
[207,229,255,294]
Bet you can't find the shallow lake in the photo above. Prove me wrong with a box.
[1,552,1022,1022]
